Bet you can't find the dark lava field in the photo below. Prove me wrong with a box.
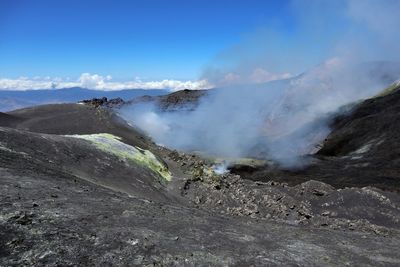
[1,86,400,266]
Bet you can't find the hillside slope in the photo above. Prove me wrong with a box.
[5,103,154,150]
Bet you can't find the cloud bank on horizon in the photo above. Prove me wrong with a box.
[0,73,213,92]
[0,67,295,91]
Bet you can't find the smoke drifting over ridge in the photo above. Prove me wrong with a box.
[120,0,400,167]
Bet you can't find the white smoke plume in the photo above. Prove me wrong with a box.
[120,0,400,167]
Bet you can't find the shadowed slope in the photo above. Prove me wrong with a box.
[0,112,23,127]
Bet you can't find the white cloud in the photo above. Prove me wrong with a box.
[78,73,107,89]
[0,73,214,91]
[0,70,293,91]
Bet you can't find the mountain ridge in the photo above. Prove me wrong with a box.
[0,87,167,112]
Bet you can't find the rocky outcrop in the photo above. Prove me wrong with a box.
[125,89,209,111]
[79,97,125,108]
[167,150,400,236]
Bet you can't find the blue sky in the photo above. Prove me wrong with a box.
[0,0,295,81]
[1,0,398,91]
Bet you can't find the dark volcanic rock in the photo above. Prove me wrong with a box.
[176,156,400,234]
[104,97,125,108]
[156,89,208,111]
[126,89,209,111]
[80,97,126,108]
[80,97,109,107]
[0,102,400,266]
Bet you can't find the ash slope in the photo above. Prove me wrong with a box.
[0,103,400,266]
